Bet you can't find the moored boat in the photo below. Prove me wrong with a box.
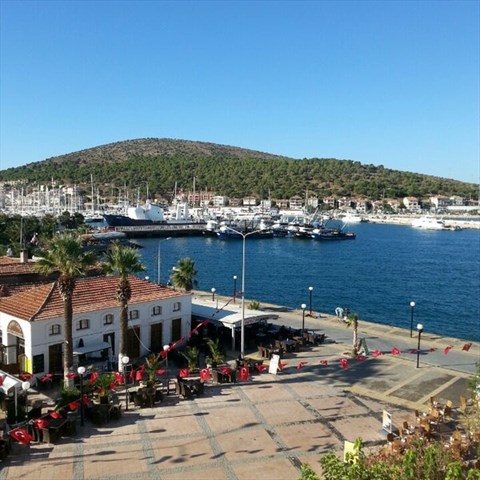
[411,215,455,230]
[310,227,356,241]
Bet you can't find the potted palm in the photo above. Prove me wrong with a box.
[206,338,224,368]
[180,346,200,373]
[93,372,116,404]
[144,353,162,387]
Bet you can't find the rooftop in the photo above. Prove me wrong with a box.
[0,276,188,322]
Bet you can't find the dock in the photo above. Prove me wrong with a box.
[113,223,207,238]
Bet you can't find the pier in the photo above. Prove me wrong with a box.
[113,223,207,238]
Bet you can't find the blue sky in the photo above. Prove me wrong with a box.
[1,0,478,183]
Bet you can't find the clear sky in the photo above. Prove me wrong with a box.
[0,0,479,183]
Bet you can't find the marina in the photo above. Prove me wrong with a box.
[134,222,480,343]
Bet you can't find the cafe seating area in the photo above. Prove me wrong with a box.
[255,324,327,360]
[381,395,480,467]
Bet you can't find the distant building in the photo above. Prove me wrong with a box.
[306,195,318,209]
[213,196,227,207]
[289,195,303,210]
[403,197,421,212]
[242,196,257,207]
[430,195,452,209]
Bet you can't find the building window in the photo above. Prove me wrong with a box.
[152,306,162,316]
[48,324,61,336]
[104,314,114,325]
[129,309,139,320]
[77,319,90,331]
[173,302,181,312]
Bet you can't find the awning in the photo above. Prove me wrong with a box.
[191,303,278,330]
[0,369,23,395]
[73,341,112,356]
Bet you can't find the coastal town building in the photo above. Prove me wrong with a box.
[403,196,421,212]
[288,195,303,210]
[0,275,191,377]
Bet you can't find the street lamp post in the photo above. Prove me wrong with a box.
[163,345,170,394]
[308,286,313,316]
[223,225,265,358]
[211,287,216,302]
[409,301,416,338]
[122,356,130,411]
[416,323,424,368]
[233,275,237,303]
[22,381,30,420]
[77,366,86,426]
[301,303,307,337]
[157,237,172,284]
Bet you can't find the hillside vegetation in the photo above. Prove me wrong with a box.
[0,138,476,201]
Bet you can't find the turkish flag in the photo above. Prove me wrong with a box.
[444,345,452,355]
[391,348,401,355]
[10,428,33,445]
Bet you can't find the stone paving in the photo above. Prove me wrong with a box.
[0,304,478,480]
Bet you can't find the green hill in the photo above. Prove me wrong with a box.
[0,138,476,201]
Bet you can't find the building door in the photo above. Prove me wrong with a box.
[126,326,140,359]
[49,343,63,374]
[171,318,182,342]
[103,332,115,355]
[150,323,163,353]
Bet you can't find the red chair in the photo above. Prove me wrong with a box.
[238,367,249,381]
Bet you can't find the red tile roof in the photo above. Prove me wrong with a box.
[0,276,189,322]
[0,257,36,275]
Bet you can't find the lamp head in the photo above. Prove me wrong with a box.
[233,275,237,280]
[417,323,424,332]
[301,303,307,310]
[211,287,216,293]
[309,286,313,292]
[410,301,416,308]
[122,356,130,365]
[77,366,86,375]
[163,344,170,352]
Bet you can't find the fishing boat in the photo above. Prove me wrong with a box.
[310,227,356,241]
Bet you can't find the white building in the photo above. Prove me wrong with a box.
[0,276,191,377]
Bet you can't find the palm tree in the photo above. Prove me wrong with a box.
[33,233,97,382]
[346,312,360,356]
[171,257,198,291]
[103,241,145,367]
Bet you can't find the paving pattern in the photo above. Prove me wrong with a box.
[1,305,477,480]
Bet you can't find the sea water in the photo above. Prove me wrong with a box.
[134,223,480,342]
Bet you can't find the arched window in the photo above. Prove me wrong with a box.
[173,302,181,312]
[129,310,139,320]
[48,324,61,336]
[104,314,114,325]
[152,306,162,316]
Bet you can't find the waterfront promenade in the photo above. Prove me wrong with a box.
[1,296,478,480]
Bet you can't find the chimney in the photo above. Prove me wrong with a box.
[20,249,28,264]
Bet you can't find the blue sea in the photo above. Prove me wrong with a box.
[133,223,480,342]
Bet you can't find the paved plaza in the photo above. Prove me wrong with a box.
[0,304,478,480]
